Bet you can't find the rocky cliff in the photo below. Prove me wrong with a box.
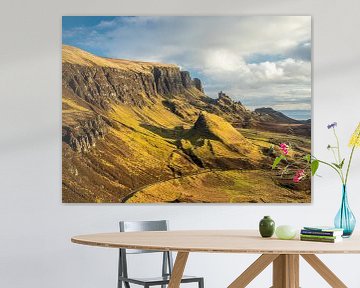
[62,115,108,152]
[63,45,205,110]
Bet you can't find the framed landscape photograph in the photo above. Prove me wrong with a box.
[62,16,311,203]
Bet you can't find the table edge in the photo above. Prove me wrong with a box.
[71,236,360,255]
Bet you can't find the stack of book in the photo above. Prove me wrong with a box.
[300,226,344,243]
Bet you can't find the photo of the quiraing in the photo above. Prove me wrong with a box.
[62,16,311,203]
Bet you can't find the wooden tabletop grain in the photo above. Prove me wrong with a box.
[71,230,360,254]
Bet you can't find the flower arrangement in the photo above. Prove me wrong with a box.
[314,122,360,186]
[272,122,360,184]
[272,121,360,236]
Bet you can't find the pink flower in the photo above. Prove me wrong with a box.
[279,143,289,155]
[293,169,305,183]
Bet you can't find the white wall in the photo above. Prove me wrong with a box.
[1,0,360,287]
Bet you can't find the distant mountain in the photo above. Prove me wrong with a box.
[254,107,301,124]
[251,107,311,136]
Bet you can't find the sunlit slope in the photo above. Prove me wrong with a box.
[177,112,263,169]
[62,45,178,72]
[63,97,201,202]
[126,170,310,203]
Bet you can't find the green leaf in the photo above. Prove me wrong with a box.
[303,154,311,163]
[311,160,320,176]
[332,162,344,169]
[339,158,345,169]
[272,155,284,169]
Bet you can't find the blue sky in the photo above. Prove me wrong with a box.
[62,16,311,111]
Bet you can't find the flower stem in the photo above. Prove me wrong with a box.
[316,158,344,184]
[345,130,360,185]
[330,148,338,164]
[333,128,342,162]
[345,145,356,185]
[333,128,345,181]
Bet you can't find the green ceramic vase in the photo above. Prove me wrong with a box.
[259,216,275,238]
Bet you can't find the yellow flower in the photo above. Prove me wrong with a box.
[349,122,360,147]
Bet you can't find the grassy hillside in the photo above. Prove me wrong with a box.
[126,169,310,203]
[62,45,178,71]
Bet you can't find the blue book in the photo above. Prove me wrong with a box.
[302,226,343,237]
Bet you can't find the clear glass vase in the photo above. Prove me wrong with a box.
[334,185,356,237]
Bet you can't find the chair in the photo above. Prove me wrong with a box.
[118,220,204,288]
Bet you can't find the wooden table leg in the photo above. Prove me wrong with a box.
[301,254,347,288]
[168,252,189,288]
[288,255,300,288]
[228,254,279,288]
[273,254,286,287]
[273,254,299,288]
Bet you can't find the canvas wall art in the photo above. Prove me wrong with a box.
[62,16,311,203]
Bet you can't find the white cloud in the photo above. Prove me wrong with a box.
[63,16,311,111]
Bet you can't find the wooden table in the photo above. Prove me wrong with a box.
[72,230,360,288]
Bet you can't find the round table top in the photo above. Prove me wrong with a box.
[71,230,360,254]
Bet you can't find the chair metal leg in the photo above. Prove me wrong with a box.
[198,278,204,288]
[161,252,168,288]
[118,250,123,288]
[119,249,131,288]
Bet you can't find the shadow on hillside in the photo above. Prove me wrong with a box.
[140,124,190,140]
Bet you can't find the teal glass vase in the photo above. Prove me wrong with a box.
[334,185,356,237]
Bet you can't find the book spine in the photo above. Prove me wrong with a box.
[300,237,337,243]
[300,234,337,240]
[301,230,336,236]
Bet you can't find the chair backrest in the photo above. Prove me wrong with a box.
[119,220,169,254]
[118,220,174,281]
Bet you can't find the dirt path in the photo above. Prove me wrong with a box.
[120,169,223,203]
